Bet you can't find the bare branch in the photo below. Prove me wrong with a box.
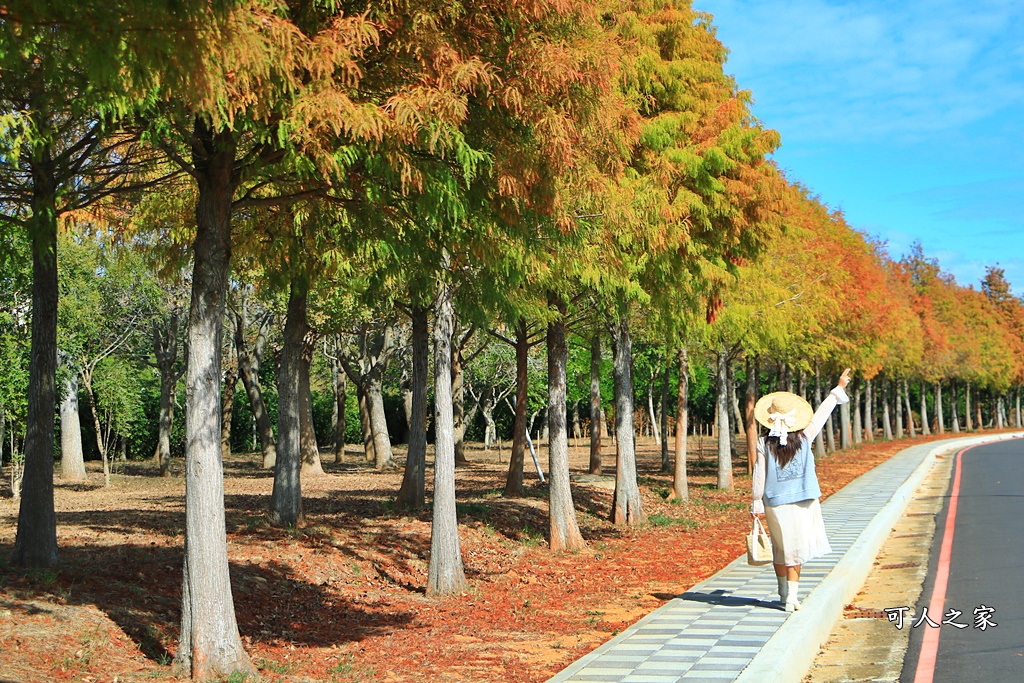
[232,188,323,211]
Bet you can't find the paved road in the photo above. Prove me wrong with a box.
[902,438,1024,682]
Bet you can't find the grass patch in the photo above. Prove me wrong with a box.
[256,657,296,674]
[518,525,544,546]
[456,501,490,519]
[29,569,60,586]
[329,654,355,675]
[647,513,698,529]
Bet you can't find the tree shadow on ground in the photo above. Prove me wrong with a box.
[0,543,415,663]
[56,506,185,539]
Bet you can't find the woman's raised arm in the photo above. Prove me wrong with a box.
[804,368,852,442]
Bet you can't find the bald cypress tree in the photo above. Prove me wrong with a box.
[2,2,183,567]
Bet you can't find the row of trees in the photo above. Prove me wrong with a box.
[2,0,1022,678]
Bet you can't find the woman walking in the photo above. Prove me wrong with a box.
[751,368,852,612]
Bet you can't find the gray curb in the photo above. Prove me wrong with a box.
[734,431,1023,683]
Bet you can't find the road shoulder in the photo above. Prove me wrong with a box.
[803,448,956,682]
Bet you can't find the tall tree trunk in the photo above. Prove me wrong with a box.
[965,382,973,431]
[358,387,374,462]
[588,332,602,475]
[547,296,585,552]
[935,381,945,434]
[463,394,480,451]
[365,376,393,469]
[400,359,413,443]
[715,345,732,491]
[881,379,893,440]
[60,372,86,480]
[11,138,60,569]
[173,122,253,680]
[671,347,689,502]
[82,372,110,487]
[0,404,5,479]
[397,306,428,509]
[153,314,181,476]
[825,404,837,452]
[426,270,466,595]
[895,379,905,439]
[331,352,346,463]
[813,362,826,457]
[864,377,875,442]
[647,372,660,444]
[744,355,757,475]
[975,389,983,430]
[570,398,580,449]
[610,313,645,524]
[903,378,916,438]
[234,312,276,469]
[660,358,670,472]
[852,381,862,445]
[920,380,931,435]
[1016,387,1021,429]
[839,380,852,449]
[269,276,307,526]
[480,385,497,448]
[504,319,529,497]
[452,336,468,464]
[299,347,324,476]
[220,335,238,459]
[729,361,743,436]
[951,380,961,433]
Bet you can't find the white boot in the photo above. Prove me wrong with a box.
[776,576,788,604]
[785,580,800,612]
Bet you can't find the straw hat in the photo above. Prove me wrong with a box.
[754,392,813,444]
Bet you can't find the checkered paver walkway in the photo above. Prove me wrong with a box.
[547,441,942,683]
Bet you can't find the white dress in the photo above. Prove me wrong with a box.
[750,387,849,566]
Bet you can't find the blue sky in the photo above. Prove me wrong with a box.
[700,0,1024,294]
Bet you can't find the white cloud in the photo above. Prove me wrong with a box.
[704,0,1024,143]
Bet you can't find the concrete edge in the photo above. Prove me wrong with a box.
[733,431,1024,683]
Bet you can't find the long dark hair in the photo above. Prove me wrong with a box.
[766,431,805,469]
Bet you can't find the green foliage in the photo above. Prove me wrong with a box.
[92,356,148,449]
[0,229,31,451]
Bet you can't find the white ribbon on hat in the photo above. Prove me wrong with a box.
[768,408,798,445]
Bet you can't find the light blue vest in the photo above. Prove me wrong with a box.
[762,435,821,507]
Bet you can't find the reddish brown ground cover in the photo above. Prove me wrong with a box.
[0,431,980,683]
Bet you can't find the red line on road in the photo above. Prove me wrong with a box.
[913,445,970,683]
